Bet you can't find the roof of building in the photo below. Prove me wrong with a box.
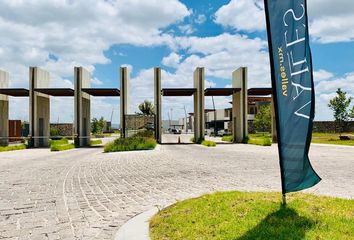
[204,88,241,96]
[162,88,196,96]
[81,88,120,96]
[34,88,74,96]
[0,88,29,97]
[248,88,272,96]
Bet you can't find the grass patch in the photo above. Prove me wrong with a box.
[312,132,354,146]
[0,144,27,152]
[90,139,103,146]
[50,143,75,151]
[247,133,272,146]
[221,135,233,142]
[150,191,354,240]
[49,138,69,146]
[104,136,157,152]
[201,140,216,147]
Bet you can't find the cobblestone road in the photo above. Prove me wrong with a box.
[0,137,353,239]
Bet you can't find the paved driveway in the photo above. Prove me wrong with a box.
[0,141,353,239]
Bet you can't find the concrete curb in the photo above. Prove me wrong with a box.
[115,207,158,240]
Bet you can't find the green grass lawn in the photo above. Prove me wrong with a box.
[248,133,272,146]
[90,139,103,146]
[312,132,354,146]
[50,143,75,151]
[201,140,216,147]
[0,144,27,152]
[224,133,354,146]
[150,192,353,240]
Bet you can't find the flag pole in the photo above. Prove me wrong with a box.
[282,194,286,206]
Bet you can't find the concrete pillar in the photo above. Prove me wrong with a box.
[0,71,9,146]
[29,67,50,148]
[193,67,205,143]
[120,67,130,138]
[232,67,248,143]
[154,67,162,143]
[271,96,277,143]
[74,67,91,147]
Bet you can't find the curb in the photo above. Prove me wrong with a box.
[115,207,158,240]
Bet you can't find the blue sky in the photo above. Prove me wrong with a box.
[0,0,353,123]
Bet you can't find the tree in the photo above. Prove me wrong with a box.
[91,117,106,135]
[254,104,271,133]
[138,100,154,116]
[328,88,353,134]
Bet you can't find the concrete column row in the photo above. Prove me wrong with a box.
[0,67,130,148]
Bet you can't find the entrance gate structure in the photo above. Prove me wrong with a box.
[0,65,275,147]
[0,67,121,148]
[156,67,249,144]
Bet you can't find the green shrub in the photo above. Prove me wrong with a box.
[90,139,103,146]
[0,144,27,152]
[104,136,157,152]
[50,127,60,137]
[190,137,195,143]
[135,130,154,138]
[50,143,75,151]
[262,137,272,146]
[50,138,69,146]
[222,135,233,142]
[201,140,216,147]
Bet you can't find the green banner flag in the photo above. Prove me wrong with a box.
[264,0,321,193]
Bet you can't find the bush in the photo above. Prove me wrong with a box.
[135,130,154,138]
[104,136,157,152]
[262,137,272,146]
[51,143,75,151]
[0,144,27,152]
[50,127,60,137]
[201,140,216,147]
[50,138,69,146]
[90,139,103,146]
[222,135,233,142]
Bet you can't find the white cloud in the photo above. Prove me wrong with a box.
[214,0,354,44]
[308,0,354,43]
[175,33,270,87]
[91,77,103,86]
[0,0,190,122]
[162,52,182,68]
[313,69,334,82]
[214,0,265,32]
[178,24,195,35]
[314,70,354,120]
[0,0,189,86]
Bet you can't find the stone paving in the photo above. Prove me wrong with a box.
[0,135,353,239]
